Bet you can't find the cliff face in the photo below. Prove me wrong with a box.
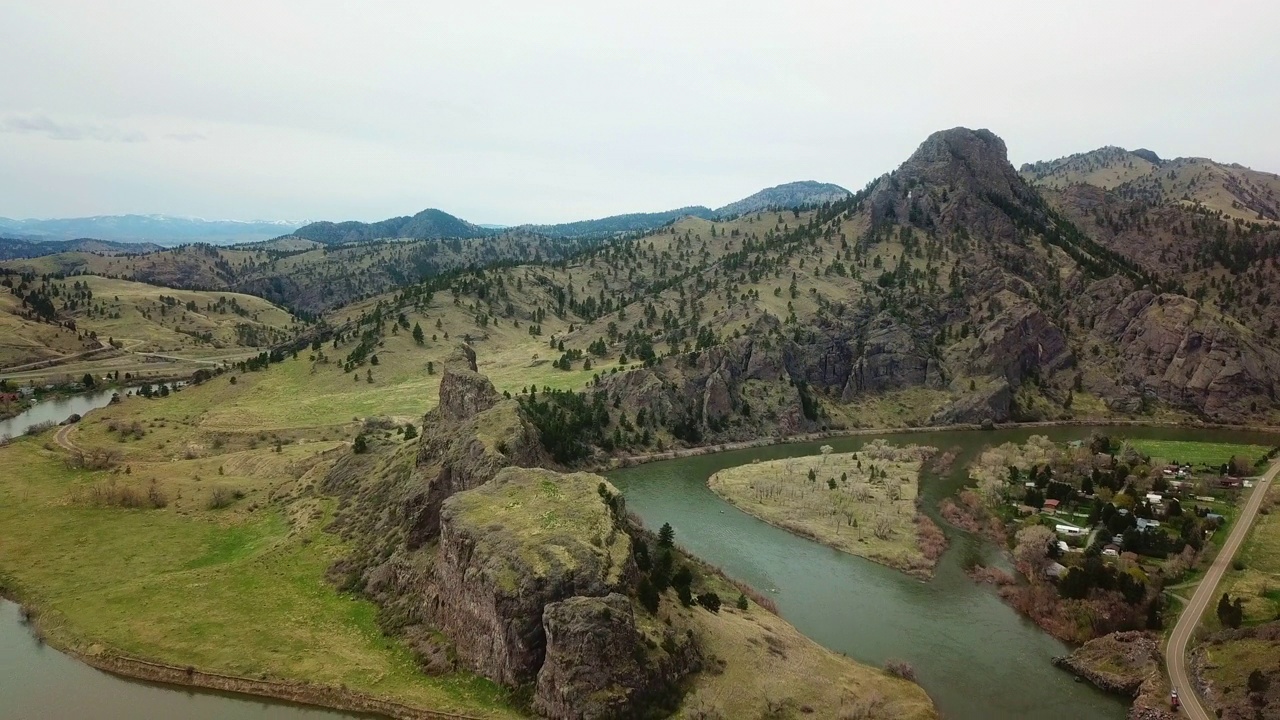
[535,593,700,720]
[1078,280,1280,420]
[429,468,633,686]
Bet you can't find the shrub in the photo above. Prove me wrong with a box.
[736,593,749,611]
[884,659,916,681]
[697,591,721,613]
[207,487,237,510]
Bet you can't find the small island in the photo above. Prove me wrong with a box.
[708,440,947,578]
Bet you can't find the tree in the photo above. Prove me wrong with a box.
[427,361,435,375]
[697,591,721,613]
[403,424,417,440]
[736,593,749,611]
[353,434,369,454]
[1217,592,1243,629]
[82,373,96,388]
[820,445,833,463]
[412,322,425,344]
[638,577,660,613]
[1248,669,1270,694]
[658,522,675,548]
[1013,526,1057,579]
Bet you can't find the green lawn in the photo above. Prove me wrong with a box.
[1125,439,1272,469]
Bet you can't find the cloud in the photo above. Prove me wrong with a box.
[1,114,147,143]
[164,132,207,143]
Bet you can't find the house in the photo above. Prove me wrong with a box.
[1145,493,1164,505]
[1055,524,1085,537]
[1112,534,1125,545]
[1056,541,1070,554]
[1216,477,1243,489]
[1042,499,1061,512]
[1136,518,1160,531]
[1206,513,1224,523]
[1102,545,1120,557]
[1045,562,1068,579]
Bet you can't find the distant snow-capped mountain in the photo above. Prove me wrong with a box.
[0,214,306,245]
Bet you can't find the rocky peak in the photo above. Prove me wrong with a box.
[436,344,499,421]
[868,127,1040,239]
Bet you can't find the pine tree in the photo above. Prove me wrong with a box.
[658,522,675,547]
[412,322,424,345]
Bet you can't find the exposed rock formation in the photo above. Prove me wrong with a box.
[1053,631,1161,697]
[535,593,699,720]
[431,468,633,686]
[1079,281,1280,421]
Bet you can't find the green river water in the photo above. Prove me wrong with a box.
[2,414,1274,719]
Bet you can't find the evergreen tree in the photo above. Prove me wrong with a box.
[413,322,425,344]
[658,522,675,547]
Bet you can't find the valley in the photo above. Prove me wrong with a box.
[5,128,1280,720]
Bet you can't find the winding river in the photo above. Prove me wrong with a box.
[609,425,1279,720]
[2,391,1275,719]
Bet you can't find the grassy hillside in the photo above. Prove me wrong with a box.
[0,385,518,715]
[1,274,299,380]
[1024,147,1280,224]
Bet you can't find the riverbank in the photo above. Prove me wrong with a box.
[706,444,945,578]
[0,591,475,720]
[600,417,1280,473]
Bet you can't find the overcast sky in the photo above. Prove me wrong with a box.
[1,1,1277,225]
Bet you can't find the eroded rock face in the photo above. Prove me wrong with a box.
[970,293,1073,384]
[841,317,944,399]
[431,468,632,686]
[535,593,700,720]
[436,344,500,421]
[1084,286,1280,420]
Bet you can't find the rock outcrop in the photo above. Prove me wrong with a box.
[535,593,700,720]
[430,468,633,686]
[1053,631,1161,697]
[1080,282,1280,421]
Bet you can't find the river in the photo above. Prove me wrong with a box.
[2,399,1274,719]
[608,425,1279,720]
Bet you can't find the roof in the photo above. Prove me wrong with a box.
[1043,499,1060,507]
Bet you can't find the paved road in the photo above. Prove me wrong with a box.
[1167,459,1280,718]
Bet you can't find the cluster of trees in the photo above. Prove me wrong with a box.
[516,388,609,463]
[633,523,720,614]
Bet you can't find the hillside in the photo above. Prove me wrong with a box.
[0,231,606,317]
[0,272,298,372]
[523,206,717,238]
[307,126,1280,465]
[1023,147,1280,223]
[288,208,487,245]
[715,180,850,217]
[0,237,163,260]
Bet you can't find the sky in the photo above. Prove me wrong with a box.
[1,1,1278,226]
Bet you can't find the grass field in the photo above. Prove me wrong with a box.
[0,431,519,716]
[1125,439,1272,469]
[1216,485,1280,625]
[708,442,940,576]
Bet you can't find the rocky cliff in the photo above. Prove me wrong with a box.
[430,467,633,686]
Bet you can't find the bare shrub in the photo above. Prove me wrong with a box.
[684,695,725,720]
[146,480,169,508]
[24,420,56,436]
[65,447,122,471]
[884,659,916,682]
[84,478,146,508]
[207,487,244,510]
[916,514,948,561]
[839,691,886,720]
